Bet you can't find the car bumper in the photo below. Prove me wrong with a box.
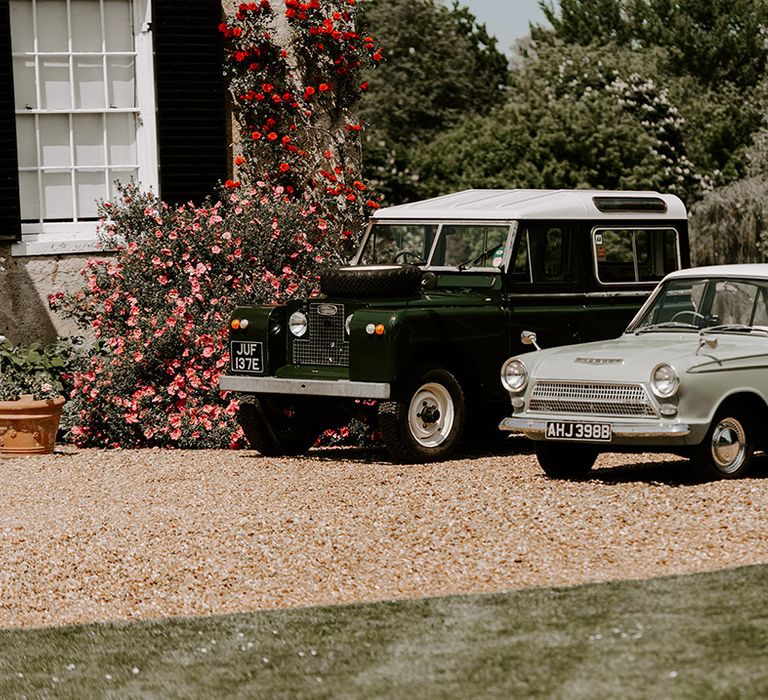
[219,374,391,399]
[499,415,692,444]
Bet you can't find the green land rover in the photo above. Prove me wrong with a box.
[219,189,689,462]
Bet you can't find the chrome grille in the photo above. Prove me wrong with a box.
[529,381,656,417]
[292,303,349,366]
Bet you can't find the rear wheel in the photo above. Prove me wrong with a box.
[378,368,465,463]
[238,397,317,457]
[535,441,598,479]
[692,409,754,479]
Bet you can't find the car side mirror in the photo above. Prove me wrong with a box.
[521,330,540,350]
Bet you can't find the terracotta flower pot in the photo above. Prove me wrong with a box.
[0,394,65,457]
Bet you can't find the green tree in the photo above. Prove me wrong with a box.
[535,0,768,181]
[415,42,704,201]
[359,0,509,203]
[538,0,768,89]
[689,130,768,265]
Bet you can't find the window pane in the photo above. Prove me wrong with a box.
[37,1,69,52]
[107,56,135,108]
[15,116,38,168]
[74,114,105,166]
[74,58,105,108]
[9,1,35,53]
[40,58,72,109]
[109,169,138,199]
[439,225,508,268]
[358,224,437,265]
[594,230,636,282]
[107,113,137,165]
[19,172,40,221]
[39,114,71,167]
[105,0,134,52]
[76,171,105,218]
[42,172,74,220]
[12,57,37,110]
[71,0,103,52]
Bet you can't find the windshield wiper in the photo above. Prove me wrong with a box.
[701,324,768,335]
[635,321,699,334]
[457,249,497,270]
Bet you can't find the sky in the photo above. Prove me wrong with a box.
[444,0,550,55]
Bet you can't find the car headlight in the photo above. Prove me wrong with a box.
[345,314,353,335]
[501,358,528,393]
[651,363,679,398]
[288,311,308,337]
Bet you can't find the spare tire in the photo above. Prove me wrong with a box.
[319,264,423,298]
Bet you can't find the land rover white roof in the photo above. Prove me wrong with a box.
[372,189,687,222]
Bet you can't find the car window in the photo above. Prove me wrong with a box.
[432,225,509,268]
[710,280,759,325]
[633,277,768,330]
[595,228,679,284]
[357,223,437,265]
[517,225,576,284]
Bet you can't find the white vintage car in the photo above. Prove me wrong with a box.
[500,264,768,479]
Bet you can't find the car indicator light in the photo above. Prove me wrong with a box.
[375,323,385,336]
[231,319,240,330]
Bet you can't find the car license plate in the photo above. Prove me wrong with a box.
[230,341,263,374]
[545,421,612,442]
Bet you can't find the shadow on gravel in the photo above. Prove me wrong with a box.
[589,453,768,486]
[236,433,533,465]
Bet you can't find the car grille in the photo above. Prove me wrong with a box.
[292,303,350,367]
[528,381,657,417]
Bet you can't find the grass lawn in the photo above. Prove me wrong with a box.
[2,565,768,699]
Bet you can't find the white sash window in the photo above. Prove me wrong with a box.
[10,0,157,254]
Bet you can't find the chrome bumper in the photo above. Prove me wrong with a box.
[500,416,690,440]
[219,374,391,399]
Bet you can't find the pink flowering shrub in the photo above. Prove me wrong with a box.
[52,184,338,448]
[51,1,383,449]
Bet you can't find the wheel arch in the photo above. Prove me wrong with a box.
[709,391,768,449]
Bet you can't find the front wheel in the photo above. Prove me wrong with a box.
[691,410,754,479]
[535,441,598,479]
[237,397,317,457]
[378,368,465,463]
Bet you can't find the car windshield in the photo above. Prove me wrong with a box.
[630,277,768,334]
[356,222,510,268]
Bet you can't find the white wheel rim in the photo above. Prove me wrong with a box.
[711,417,747,473]
[408,382,455,448]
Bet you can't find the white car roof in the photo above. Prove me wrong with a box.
[372,189,687,222]
[666,264,768,281]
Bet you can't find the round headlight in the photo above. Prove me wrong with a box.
[501,358,528,393]
[288,311,308,337]
[345,314,353,335]
[651,363,679,398]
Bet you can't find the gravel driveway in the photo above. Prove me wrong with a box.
[2,438,768,629]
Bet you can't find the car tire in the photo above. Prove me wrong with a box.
[691,409,754,479]
[319,264,422,298]
[535,441,598,479]
[378,368,465,463]
[237,397,317,457]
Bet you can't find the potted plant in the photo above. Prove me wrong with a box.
[0,338,67,457]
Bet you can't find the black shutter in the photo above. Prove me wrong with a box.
[0,0,21,241]
[153,0,228,204]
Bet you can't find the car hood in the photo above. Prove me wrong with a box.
[524,331,768,382]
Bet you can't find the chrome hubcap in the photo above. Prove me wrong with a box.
[710,417,747,473]
[408,382,455,448]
